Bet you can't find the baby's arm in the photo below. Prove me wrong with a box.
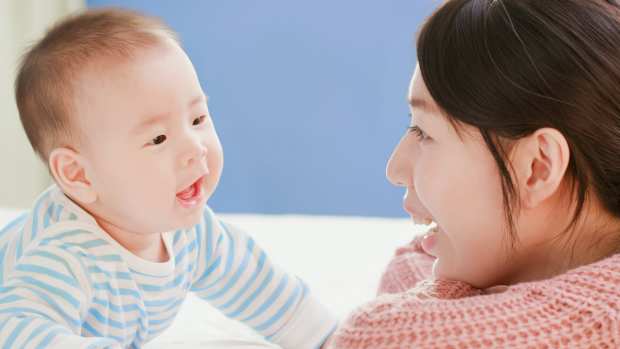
[0,243,120,349]
[377,233,436,295]
[189,207,338,349]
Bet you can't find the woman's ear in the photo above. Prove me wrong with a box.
[48,147,97,204]
[510,128,570,209]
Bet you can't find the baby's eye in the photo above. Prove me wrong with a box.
[408,126,430,142]
[192,115,206,126]
[150,134,167,145]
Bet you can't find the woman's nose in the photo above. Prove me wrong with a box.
[386,135,411,187]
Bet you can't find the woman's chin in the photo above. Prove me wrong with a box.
[431,258,458,281]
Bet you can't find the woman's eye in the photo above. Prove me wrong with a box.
[408,126,430,142]
[151,134,167,145]
[193,115,206,126]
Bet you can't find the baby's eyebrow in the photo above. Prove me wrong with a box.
[190,94,207,107]
[131,94,208,134]
[132,114,167,135]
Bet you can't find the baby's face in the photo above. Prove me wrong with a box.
[72,41,223,235]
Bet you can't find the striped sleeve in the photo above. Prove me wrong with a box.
[190,207,338,349]
[0,242,121,349]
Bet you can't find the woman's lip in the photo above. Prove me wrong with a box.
[421,229,438,256]
[403,204,433,225]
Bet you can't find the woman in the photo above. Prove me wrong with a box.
[328,0,620,347]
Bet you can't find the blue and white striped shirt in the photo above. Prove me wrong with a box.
[0,186,336,348]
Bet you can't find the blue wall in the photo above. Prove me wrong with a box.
[87,0,436,217]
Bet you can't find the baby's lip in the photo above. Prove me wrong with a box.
[177,175,206,195]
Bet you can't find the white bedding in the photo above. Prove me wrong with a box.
[0,208,420,348]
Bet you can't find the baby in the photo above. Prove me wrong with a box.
[0,8,336,348]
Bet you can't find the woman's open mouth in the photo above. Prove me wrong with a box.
[421,225,439,256]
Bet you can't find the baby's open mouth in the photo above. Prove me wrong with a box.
[176,176,205,208]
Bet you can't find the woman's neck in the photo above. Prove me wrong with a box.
[503,195,620,285]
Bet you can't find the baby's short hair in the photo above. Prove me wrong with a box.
[15,8,179,162]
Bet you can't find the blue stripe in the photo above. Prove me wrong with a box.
[38,241,122,262]
[5,286,81,327]
[0,317,11,332]
[241,275,288,322]
[204,238,254,301]
[173,229,184,245]
[204,210,214,264]
[3,316,34,349]
[198,227,235,291]
[55,204,64,221]
[128,268,171,278]
[218,251,267,310]
[16,264,79,289]
[87,266,132,280]
[15,233,23,262]
[92,282,141,299]
[14,276,81,309]
[75,239,108,249]
[191,256,222,288]
[255,282,301,332]
[81,321,124,342]
[41,238,110,251]
[86,338,118,349]
[24,322,51,347]
[0,294,22,303]
[0,307,78,328]
[242,274,288,322]
[139,273,186,292]
[143,296,179,307]
[30,192,49,241]
[0,245,7,282]
[174,241,196,265]
[88,308,141,330]
[146,297,184,316]
[35,327,70,349]
[43,203,55,229]
[91,297,146,318]
[147,311,178,326]
[225,269,274,318]
[41,229,92,244]
[25,250,80,282]
[29,190,52,241]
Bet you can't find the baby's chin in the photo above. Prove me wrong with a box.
[170,207,205,230]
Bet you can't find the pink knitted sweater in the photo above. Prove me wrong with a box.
[328,234,620,348]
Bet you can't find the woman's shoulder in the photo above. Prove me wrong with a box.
[329,253,620,349]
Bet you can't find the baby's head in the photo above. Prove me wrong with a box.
[16,8,223,235]
[387,0,620,288]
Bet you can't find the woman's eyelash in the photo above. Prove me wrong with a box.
[407,125,429,141]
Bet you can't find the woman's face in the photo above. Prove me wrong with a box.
[386,65,515,288]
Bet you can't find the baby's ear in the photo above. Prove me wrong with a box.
[48,147,97,204]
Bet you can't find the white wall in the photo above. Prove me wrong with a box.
[0,0,84,208]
